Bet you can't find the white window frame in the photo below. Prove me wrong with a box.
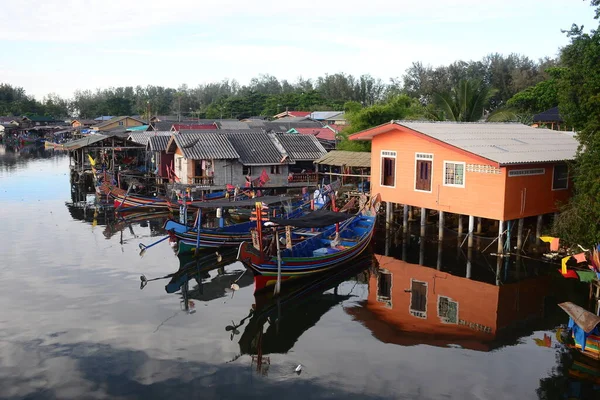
[552,164,569,191]
[409,279,428,319]
[443,161,466,188]
[380,150,397,188]
[414,153,434,193]
[437,295,459,324]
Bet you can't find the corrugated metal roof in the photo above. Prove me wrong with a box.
[533,106,563,123]
[215,120,250,130]
[309,111,343,120]
[275,134,328,161]
[127,131,172,145]
[315,150,371,168]
[148,135,171,152]
[61,134,109,150]
[395,121,579,165]
[225,132,284,165]
[150,121,174,131]
[172,133,239,160]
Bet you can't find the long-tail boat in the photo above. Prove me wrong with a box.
[164,196,314,255]
[237,194,380,281]
[558,302,600,361]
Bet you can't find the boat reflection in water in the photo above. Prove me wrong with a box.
[172,249,254,311]
[229,252,375,375]
[346,254,554,351]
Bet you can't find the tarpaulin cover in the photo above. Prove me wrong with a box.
[269,209,354,228]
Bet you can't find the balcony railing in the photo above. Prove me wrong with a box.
[188,175,214,185]
[288,172,318,183]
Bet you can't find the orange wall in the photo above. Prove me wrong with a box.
[367,256,500,339]
[503,163,572,220]
[370,128,573,220]
[371,129,506,220]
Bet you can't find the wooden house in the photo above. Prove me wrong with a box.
[71,119,97,128]
[349,121,579,247]
[92,116,146,131]
[314,150,371,190]
[165,131,327,188]
[21,115,61,127]
[346,255,551,351]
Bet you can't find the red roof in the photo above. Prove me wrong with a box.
[296,127,336,141]
[173,123,216,131]
[288,111,310,118]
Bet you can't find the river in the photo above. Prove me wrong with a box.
[0,143,596,399]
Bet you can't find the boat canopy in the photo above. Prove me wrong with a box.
[269,209,354,228]
[558,302,600,333]
[188,195,293,209]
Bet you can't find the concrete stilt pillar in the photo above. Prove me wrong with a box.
[476,217,483,234]
[466,247,473,279]
[385,202,392,231]
[408,206,414,221]
[468,215,474,248]
[496,256,502,286]
[438,211,445,241]
[517,218,524,251]
[437,240,443,271]
[536,215,543,239]
[419,237,425,266]
[420,208,427,237]
[457,215,463,236]
[498,220,504,255]
[403,204,409,234]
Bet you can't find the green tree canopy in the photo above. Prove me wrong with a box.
[433,79,494,122]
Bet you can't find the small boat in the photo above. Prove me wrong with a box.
[237,193,380,280]
[558,302,600,361]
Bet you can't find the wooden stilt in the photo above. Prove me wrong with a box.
[536,215,543,240]
[408,206,414,221]
[420,208,427,237]
[419,237,425,266]
[517,218,524,251]
[457,215,463,236]
[468,215,474,248]
[476,217,483,234]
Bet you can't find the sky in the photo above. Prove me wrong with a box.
[1,0,598,100]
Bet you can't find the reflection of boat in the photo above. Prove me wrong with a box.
[237,194,379,280]
[346,254,553,351]
[559,302,600,361]
[103,210,171,239]
[233,253,374,362]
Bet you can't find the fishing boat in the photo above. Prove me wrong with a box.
[237,193,380,282]
[558,302,600,361]
[164,195,314,255]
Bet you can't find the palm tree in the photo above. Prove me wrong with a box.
[433,79,494,122]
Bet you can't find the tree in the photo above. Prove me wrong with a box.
[505,77,559,114]
[433,79,494,122]
[553,0,600,247]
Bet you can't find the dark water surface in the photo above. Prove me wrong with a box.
[0,144,596,399]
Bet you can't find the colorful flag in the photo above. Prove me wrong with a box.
[540,236,560,251]
[573,252,587,263]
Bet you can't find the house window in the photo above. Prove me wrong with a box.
[243,166,252,176]
[409,279,427,318]
[438,296,458,324]
[415,153,433,192]
[118,121,124,126]
[552,164,569,190]
[377,270,392,303]
[380,150,396,187]
[177,157,182,171]
[270,165,280,174]
[508,168,545,177]
[444,161,465,187]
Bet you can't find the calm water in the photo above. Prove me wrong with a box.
[0,144,597,399]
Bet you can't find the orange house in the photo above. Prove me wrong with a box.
[346,255,551,351]
[349,121,578,222]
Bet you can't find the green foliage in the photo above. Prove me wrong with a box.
[433,79,494,122]
[486,107,533,124]
[553,2,600,247]
[505,77,558,114]
[336,95,424,152]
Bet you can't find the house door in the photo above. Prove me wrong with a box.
[415,160,432,191]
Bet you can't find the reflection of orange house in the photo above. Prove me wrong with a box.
[349,121,578,221]
[347,256,551,351]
